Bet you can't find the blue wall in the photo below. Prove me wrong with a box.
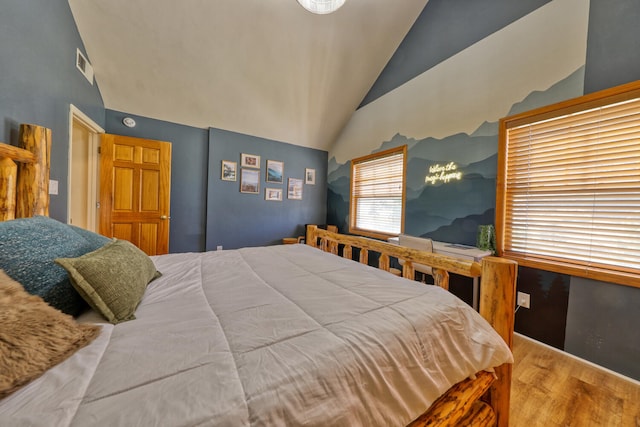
[0,0,105,221]
[584,0,640,93]
[104,116,328,254]
[565,278,640,380]
[104,110,209,254]
[207,128,327,250]
[565,0,640,380]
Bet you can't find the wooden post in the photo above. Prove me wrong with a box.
[343,245,352,260]
[407,370,495,427]
[306,224,318,248]
[17,124,51,217]
[432,268,450,290]
[0,158,17,220]
[378,253,390,271]
[359,248,368,265]
[402,260,415,280]
[479,256,517,427]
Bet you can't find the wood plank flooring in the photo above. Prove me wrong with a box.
[510,334,640,426]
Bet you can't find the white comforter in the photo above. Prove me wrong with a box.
[1,244,512,426]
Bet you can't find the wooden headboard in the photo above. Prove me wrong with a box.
[0,124,51,221]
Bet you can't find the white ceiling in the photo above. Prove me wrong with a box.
[68,0,428,152]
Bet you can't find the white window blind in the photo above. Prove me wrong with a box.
[350,146,406,237]
[500,87,640,285]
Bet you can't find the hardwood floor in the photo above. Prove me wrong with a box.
[510,334,640,426]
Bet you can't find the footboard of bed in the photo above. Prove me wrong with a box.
[407,370,497,427]
[305,225,517,427]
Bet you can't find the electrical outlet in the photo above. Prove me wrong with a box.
[216,245,223,251]
[517,291,530,309]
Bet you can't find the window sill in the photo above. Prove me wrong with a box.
[501,252,640,289]
[348,227,397,242]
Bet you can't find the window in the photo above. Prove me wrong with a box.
[350,146,406,239]
[497,80,640,288]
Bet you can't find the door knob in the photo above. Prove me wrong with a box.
[160,215,171,220]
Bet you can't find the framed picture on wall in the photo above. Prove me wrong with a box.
[241,153,260,168]
[265,188,282,201]
[240,168,260,194]
[287,178,303,200]
[221,160,237,181]
[266,160,284,183]
[305,168,316,185]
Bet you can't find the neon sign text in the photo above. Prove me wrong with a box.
[425,162,462,185]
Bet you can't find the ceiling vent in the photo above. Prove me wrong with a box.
[76,48,94,85]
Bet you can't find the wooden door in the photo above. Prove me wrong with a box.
[99,134,171,255]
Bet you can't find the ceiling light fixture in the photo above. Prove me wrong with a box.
[297,0,345,14]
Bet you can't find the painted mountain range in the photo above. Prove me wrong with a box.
[327,67,585,243]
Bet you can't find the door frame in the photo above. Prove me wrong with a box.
[68,104,104,231]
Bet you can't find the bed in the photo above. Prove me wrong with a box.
[0,130,517,426]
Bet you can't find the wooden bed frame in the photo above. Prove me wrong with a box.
[0,125,50,221]
[306,226,517,427]
[0,131,517,426]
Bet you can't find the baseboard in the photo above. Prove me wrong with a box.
[514,332,640,387]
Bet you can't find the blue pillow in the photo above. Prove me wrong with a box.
[0,216,98,316]
[68,224,111,252]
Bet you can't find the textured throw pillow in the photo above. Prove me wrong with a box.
[0,216,99,316]
[56,239,161,324]
[0,270,101,399]
[68,224,111,252]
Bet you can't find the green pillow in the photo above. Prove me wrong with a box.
[55,239,161,324]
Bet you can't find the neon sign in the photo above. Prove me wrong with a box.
[425,162,462,185]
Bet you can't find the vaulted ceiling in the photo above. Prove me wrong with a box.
[68,0,428,151]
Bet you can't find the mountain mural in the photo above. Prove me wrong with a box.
[470,121,499,137]
[406,153,498,198]
[327,175,350,203]
[327,158,350,184]
[507,66,584,116]
[327,154,497,236]
[326,67,584,241]
[405,171,496,237]
[327,130,500,236]
[406,132,497,165]
[420,208,496,246]
[327,175,350,231]
[327,187,350,232]
[374,133,421,153]
[327,156,348,177]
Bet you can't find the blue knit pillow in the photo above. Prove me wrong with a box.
[68,224,111,252]
[0,216,97,316]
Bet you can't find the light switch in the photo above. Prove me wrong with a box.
[49,180,58,195]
